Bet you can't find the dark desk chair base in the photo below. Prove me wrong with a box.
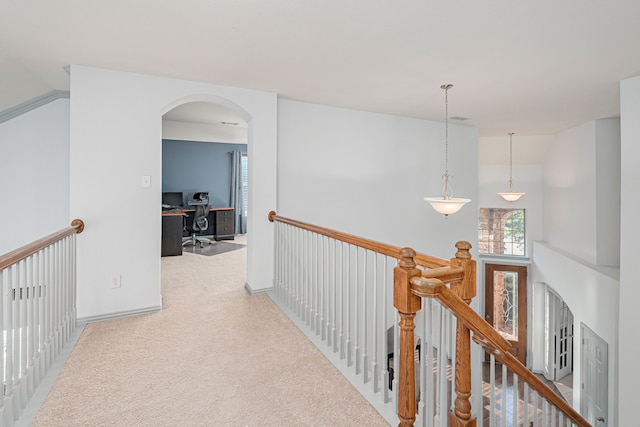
[182,234,212,248]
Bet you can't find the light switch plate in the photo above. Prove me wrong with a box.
[141,175,151,188]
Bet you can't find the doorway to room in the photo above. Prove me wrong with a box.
[160,100,249,260]
[543,288,574,382]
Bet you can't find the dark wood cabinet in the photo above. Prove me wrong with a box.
[161,213,184,256]
[214,209,235,241]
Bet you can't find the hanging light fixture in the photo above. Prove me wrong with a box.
[498,132,525,202]
[424,84,470,217]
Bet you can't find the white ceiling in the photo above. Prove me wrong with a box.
[2,1,640,137]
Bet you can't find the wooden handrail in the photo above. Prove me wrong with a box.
[0,219,85,271]
[411,278,512,354]
[411,275,591,427]
[269,211,450,268]
[268,212,589,426]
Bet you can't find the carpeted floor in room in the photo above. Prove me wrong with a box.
[31,235,389,427]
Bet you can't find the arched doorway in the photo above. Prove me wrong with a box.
[160,98,250,265]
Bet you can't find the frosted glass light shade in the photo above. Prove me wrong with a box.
[498,192,525,202]
[424,197,471,216]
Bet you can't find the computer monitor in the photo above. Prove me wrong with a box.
[162,192,184,207]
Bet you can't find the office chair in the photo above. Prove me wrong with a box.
[183,192,212,248]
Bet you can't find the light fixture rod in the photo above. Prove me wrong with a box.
[441,84,453,178]
[498,131,524,202]
[508,132,515,192]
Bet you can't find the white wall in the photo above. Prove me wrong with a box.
[277,100,479,261]
[532,241,619,425]
[595,119,621,267]
[618,75,640,427]
[543,122,598,264]
[0,98,70,254]
[70,66,277,320]
[542,119,621,267]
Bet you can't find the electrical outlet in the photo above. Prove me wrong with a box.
[111,275,121,289]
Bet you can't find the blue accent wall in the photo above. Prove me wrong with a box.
[162,140,247,207]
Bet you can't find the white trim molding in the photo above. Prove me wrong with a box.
[0,90,70,124]
[77,305,162,324]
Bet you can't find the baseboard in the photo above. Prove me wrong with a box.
[244,282,272,295]
[77,305,162,324]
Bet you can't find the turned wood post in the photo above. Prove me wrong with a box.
[449,241,477,427]
[393,248,422,427]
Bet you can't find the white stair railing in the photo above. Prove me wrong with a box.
[269,212,591,427]
[1,220,84,427]
[269,212,458,425]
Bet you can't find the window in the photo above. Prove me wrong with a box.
[478,208,525,256]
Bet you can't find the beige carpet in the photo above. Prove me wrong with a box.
[32,236,390,427]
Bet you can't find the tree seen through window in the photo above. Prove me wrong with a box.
[478,208,525,256]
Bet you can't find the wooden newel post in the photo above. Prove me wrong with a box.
[393,248,422,427]
[449,241,477,427]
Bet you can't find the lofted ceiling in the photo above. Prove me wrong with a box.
[2,1,640,137]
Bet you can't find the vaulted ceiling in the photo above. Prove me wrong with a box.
[2,1,640,137]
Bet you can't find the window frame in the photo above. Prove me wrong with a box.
[478,208,526,257]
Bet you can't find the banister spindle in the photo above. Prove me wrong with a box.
[449,241,477,427]
[393,248,422,427]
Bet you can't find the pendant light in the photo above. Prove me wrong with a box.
[498,132,525,202]
[424,84,470,217]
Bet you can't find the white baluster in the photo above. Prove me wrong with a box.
[62,237,69,340]
[292,225,297,312]
[273,222,279,298]
[382,256,391,403]
[437,303,447,427]
[36,249,43,375]
[501,362,507,427]
[489,353,496,427]
[339,242,346,360]
[332,239,339,354]
[44,244,52,370]
[299,227,305,322]
[353,246,360,373]
[26,255,34,398]
[449,313,456,413]
[322,236,329,342]
[309,229,313,326]
[326,238,333,348]
[362,250,369,383]
[523,383,530,427]
[53,241,60,358]
[393,311,399,415]
[317,234,323,338]
[346,244,353,367]
[512,373,519,427]
[425,299,435,425]
[371,252,378,393]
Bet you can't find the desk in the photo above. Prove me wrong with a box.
[161,207,235,257]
